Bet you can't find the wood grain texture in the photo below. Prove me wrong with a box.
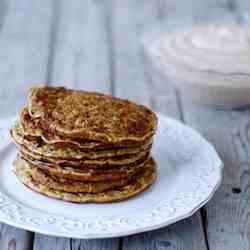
[123,213,206,250]
[181,105,250,250]
[0,224,33,250]
[33,234,119,250]
[111,0,158,105]
[164,0,250,249]
[110,0,207,249]
[48,0,110,93]
[0,0,53,249]
[0,0,53,118]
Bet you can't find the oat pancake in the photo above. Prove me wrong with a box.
[11,123,152,159]
[14,157,157,203]
[11,86,158,203]
[18,144,150,167]
[27,87,157,143]
[19,108,153,149]
[18,155,149,181]
[14,158,139,193]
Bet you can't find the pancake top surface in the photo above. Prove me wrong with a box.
[28,87,157,142]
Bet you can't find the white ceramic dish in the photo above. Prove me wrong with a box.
[148,24,250,108]
[0,114,222,239]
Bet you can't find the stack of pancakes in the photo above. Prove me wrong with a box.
[11,87,157,203]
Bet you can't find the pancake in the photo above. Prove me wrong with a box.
[11,86,158,203]
[27,87,157,143]
[13,158,140,193]
[11,123,152,159]
[19,108,154,149]
[18,154,149,181]
[14,157,157,203]
[18,144,151,167]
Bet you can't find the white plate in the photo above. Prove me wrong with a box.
[0,114,223,239]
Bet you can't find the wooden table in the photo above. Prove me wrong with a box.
[0,0,249,249]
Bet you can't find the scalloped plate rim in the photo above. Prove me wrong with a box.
[0,113,223,239]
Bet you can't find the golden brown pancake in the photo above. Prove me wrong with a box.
[10,86,158,204]
[17,155,149,182]
[27,87,157,143]
[18,143,151,167]
[14,158,142,193]
[11,123,152,160]
[14,157,157,203]
[19,108,154,149]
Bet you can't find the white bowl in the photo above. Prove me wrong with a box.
[147,24,250,109]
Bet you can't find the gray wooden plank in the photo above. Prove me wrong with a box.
[33,0,119,249]
[110,0,207,249]
[0,0,53,118]
[33,235,119,250]
[123,213,206,250]
[33,237,71,250]
[233,0,250,13]
[0,0,53,249]
[0,224,33,250]
[49,0,110,94]
[111,0,158,105]
[161,0,250,249]
[179,2,250,247]
[181,104,250,250]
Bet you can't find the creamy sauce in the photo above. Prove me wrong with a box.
[152,24,250,86]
